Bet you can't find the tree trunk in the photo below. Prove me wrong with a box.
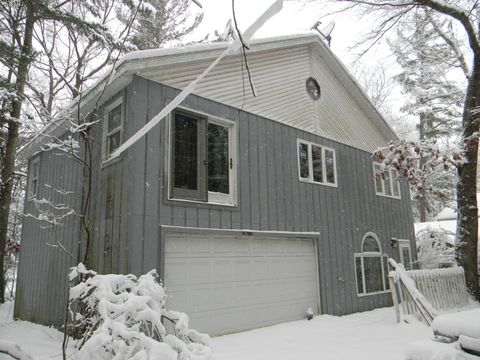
[456,62,480,300]
[0,1,35,303]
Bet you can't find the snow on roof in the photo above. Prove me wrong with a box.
[119,33,316,64]
[436,207,456,221]
[435,193,480,221]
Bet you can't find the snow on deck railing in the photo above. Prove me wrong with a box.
[407,267,468,312]
[389,259,438,325]
[389,259,468,325]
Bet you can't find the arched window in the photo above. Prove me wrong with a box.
[362,233,380,252]
[355,232,389,296]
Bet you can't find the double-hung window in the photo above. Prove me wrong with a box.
[170,109,236,205]
[28,157,40,198]
[297,139,337,186]
[373,162,401,199]
[354,232,390,296]
[103,98,123,161]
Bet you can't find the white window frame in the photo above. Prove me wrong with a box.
[167,107,237,206]
[354,232,390,297]
[28,157,40,199]
[297,139,337,187]
[102,97,123,163]
[373,162,401,199]
[398,239,413,270]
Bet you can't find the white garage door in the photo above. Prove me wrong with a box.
[164,232,320,335]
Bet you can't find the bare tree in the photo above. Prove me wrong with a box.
[0,0,152,304]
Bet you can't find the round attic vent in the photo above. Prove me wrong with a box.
[306,77,321,100]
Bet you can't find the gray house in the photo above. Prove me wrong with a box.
[15,33,415,336]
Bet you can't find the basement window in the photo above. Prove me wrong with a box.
[28,157,40,199]
[354,232,390,296]
[297,139,337,187]
[169,109,236,205]
[373,162,401,199]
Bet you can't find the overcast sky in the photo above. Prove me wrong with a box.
[184,0,396,69]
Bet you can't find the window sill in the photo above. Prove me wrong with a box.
[299,178,338,188]
[167,196,237,209]
[357,289,391,297]
[102,155,123,169]
[376,193,401,200]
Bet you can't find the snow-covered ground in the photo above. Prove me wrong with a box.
[0,301,434,360]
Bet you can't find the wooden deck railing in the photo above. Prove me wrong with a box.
[388,259,468,325]
[407,267,469,311]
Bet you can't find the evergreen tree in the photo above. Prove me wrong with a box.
[122,0,203,49]
[389,10,464,221]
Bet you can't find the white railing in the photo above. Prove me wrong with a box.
[407,267,468,311]
[388,259,468,325]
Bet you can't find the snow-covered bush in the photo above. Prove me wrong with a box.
[68,264,212,360]
[416,227,456,269]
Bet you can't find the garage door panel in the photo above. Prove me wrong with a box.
[252,237,268,253]
[167,288,189,309]
[212,285,232,306]
[212,260,232,281]
[212,236,232,253]
[252,259,269,279]
[165,234,188,253]
[233,283,253,304]
[165,232,320,335]
[233,260,252,280]
[165,260,188,282]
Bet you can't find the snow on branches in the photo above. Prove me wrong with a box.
[373,138,464,202]
[67,264,212,360]
[416,226,456,269]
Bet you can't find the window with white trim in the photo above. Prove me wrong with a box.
[354,232,390,296]
[297,139,337,186]
[28,157,40,198]
[103,98,123,161]
[373,162,401,199]
[169,109,236,205]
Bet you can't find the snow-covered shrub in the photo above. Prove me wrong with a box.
[416,227,456,269]
[68,264,212,360]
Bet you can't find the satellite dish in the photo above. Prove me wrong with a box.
[221,19,236,41]
[311,20,335,46]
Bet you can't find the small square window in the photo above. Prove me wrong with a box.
[297,139,337,187]
[373,162,401,199]
[170,109,236,205]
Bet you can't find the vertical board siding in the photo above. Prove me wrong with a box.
[122,79,410,316]
[15,143,84,326]
[17,76,414,327]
